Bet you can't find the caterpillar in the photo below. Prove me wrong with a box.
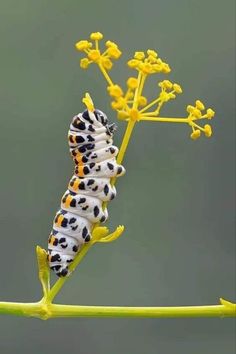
[47,104,125,277]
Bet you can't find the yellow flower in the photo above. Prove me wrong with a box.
[106,40,118,48]
[111,101,121,110]
[127,59,140,68]
[190,129,201,140]
[168,93,176,99]
[152,64,162,72]
[138,96,147,106]
[162,63,171,73]
[90,32,103,41]
[101,57,113,70]
[107,46,122,59]
[127,77,138,89]
[108,85,124,98]
[187,105,195,114]
[147,55,157,63]
[117,111,129,120]
[159,91,170,102]
[162,80,173,90]
[173,83,182,94]
[206,108,215,119]
[80,58,90,69]
[192,108,202,118]
[117,98,126,108]
[134,51,145,60]
[111,97,126,109]
[88,50,100,62]
[75,40,92,51]
[195,100,205,110]
[204,124,212,137]
[139,62,153,74]
[147,49,158,58]
[126,91,134,99]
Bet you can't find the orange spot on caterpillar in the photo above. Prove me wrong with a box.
[55,214,64,227]
[75,153,83,164]
[77,166,85,177]
[73,178,80,190]
[64,195,73,208]
[49,236,56,245]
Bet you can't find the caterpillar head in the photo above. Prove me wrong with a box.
[94,109,108,125]
[95,109,117,135]
[81,108,117,136]
[82,93,117,134]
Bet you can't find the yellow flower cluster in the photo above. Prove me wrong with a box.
[75,32,122,71]
[107,85,123,98]
[158,80,182,102]
[107,84,127,112]
[127,50,171,75]
[187,100,215,140]
[75,32,215,139]
[107,77,148,119]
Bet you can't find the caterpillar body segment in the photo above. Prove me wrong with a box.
[70,139,114,156]
[68,176,117,202]
[61,190,108,223]
[74,158,124,178]
[53,209,92,241]
[47,108,125,277]
[72,145,119,165]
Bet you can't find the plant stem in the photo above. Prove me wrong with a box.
[140,116,188,123]
[0,300,235,319]
[116,120,136,165]
[98,63,113,86]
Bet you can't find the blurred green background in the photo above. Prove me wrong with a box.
[0,0,235,353]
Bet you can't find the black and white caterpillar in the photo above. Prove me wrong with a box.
[47,108,125,277]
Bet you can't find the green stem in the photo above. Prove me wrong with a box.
[0,300,235,319]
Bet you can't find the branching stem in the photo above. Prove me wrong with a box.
[98,63,113,86]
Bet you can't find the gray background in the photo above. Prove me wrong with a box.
[0,0,235,353]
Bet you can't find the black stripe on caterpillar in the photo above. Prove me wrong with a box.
[47,108,125,277]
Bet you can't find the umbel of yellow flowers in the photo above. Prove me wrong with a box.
[75,31,215,140]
